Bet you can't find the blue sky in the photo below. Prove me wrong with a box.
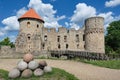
[0,0,120,42]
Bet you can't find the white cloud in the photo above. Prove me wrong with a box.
[70,3,96,29]
[9,35,16,42]
[28,0,65,28]
[71,3,96,23]
[105,0,120,7]
[16,7,27,17]
[98,12,114,29]
[2,16,19,31]
[70,23,80,30]
[98,12,120,30]
[68,2,120,30]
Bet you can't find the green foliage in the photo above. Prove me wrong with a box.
[0,37,15,48]
[0,68,79,80]
[80,59,120,69]
[105,20,120,54]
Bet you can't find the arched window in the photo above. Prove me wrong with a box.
[27,22,30,27]
[28,36,30,40]
[37,24,39,28]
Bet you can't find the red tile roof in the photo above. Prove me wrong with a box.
[19,8,44,22]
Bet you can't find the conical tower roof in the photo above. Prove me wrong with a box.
[18,8,44,23]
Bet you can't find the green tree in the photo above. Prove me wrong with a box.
[0,37,15,48]
[105,20,120,54]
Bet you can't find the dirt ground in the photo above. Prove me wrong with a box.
[0,59,120,80]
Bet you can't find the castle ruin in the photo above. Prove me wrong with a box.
[15,8,105,55]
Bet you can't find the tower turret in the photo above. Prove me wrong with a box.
[15,8,44,53]
[84,17,105,53]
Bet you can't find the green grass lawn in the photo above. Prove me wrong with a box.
[0,68,79,80]
[80,59,120,69]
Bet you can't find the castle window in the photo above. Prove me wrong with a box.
[44,35,47,41]
[64,36,67,42]
[77,44,79,49]
[27,22,30,27]
[42,43,45,49]
[37,24,39,28]
[67,30,69,33]
[58,44,60,49]
[84,45,86,49]
[57,36,60,42]
[76,34,79,42]
[28,36,30,40]
[66,44,68,49]
[83,34,85,41]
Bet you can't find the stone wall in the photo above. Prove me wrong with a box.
[15,16,105,54]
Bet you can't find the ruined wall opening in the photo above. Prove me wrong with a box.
[66,44,68,49]
[57,36,60,42]
[76,34,79,42]
[77,44,79,49]
[42,43,45,49]
[64,36,67,42]
[58,44,60,49]
[83,34,85,41]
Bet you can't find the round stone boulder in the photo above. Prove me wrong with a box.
[34,68,44,76]
[44,66,52,73]
[23,53,34,63]
[8,68,20,78]
[17,60,27,71]
[28,60,39,70]
[39,61,47,70]
[21,69,32,78]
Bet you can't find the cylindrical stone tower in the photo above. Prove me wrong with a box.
[15,8,44,53]
[84,17,105,53]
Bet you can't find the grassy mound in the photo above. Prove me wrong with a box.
[0,68,79,80]
[80,59,120,69]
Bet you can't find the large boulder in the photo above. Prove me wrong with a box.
[23,53,34,63]
[34,68,44,76]
[8,68,20,78]
[39,61,47,70]
[44,66,52,73]
[21,69,32,78]
[17,60,27,71]
[28,60,39,70]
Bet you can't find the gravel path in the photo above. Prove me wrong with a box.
[0,59,120,80]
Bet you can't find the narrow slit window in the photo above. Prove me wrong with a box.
[66,44,68,49]
[42,43,45,49]
[37,24,39,28]
[44,35,47,41]
[57,36,60,42]
[83,34,85,41]
[58,44,60,49]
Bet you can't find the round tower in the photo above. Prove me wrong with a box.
[16,8,44,53]
[84,17,105,53]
